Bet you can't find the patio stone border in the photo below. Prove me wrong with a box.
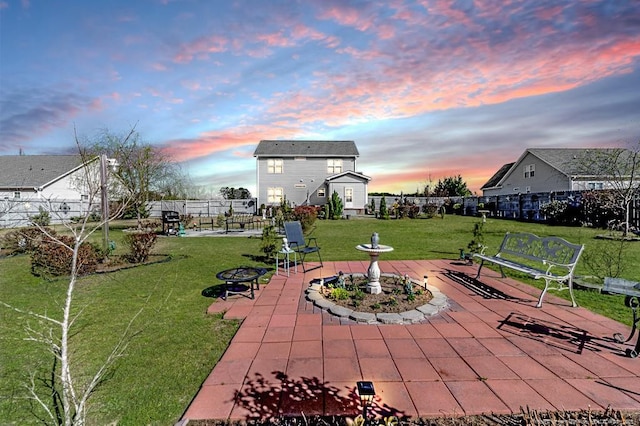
[305,275,449,324]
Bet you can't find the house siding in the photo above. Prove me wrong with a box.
[256,156,357,207]
[484,152,571,196]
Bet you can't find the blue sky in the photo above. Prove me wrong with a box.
[1,0,639,195]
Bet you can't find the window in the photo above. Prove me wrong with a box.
[524,164,535,178]
[81,194,88,201]
[587,182,604,190]
[267,187,283,203]
[345,188,353,203]
[13,191,20,199]
[327,159,343,174]
[317,188,326,197]
[267,159,283,174]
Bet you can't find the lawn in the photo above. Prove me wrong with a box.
[0,215,638,424]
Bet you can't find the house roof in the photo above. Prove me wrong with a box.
[480,162,515,190]
[482,148,625,190]
[325,170,371,182]
[526,148,609,176]
[0,155,89,189]
[254,140,359,157]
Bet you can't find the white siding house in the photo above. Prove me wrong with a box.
[0,155,96,201]
[254,140,371,215]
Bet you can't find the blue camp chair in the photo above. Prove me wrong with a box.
[284,221,323,272]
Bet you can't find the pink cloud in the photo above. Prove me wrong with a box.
[173,35,228,63]
[159,125,304,162]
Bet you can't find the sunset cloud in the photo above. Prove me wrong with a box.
[1,0,638,194]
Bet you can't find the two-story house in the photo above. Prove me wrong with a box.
[481,148,624,196]
[253,140,371,215]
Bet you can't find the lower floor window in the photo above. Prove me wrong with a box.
[267,187,283,203]
[345,188,353,203]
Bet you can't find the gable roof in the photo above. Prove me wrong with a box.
[0,155,90,190]
[325,170,371,182]
[481,162,515,190]
[254,140,359,157]
[482,148,625,190]
[526,148,606,176]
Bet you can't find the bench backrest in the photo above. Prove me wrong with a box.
[284,221,305,248]
[498,232,584,267]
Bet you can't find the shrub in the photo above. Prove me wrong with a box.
[422,203,439,218]
[260,225,278,260]
[330,287,350,301]
[467,221,485,254]
[31,235,100,277]
[123,230,157,263]
[580,190,623,229]
[292,205,318,232]
[379,197,389,220]
[540,200,581,225]
[30,207,51,227]
[327,191,343,220]
[2,226,55,255]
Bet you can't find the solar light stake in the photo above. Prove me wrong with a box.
[357,381,375,423]
[423,275,428,290]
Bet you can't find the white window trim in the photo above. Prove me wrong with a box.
[327,159,343,174]
[524,164,535,179]
[267,187,284,203]
[345,187,353,203]
[267,158,283,174]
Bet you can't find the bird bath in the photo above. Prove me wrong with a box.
[356,243,394,294]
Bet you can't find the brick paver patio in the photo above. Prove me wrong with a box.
[182,259,640,421]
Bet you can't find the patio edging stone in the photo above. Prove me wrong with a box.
[305,279,449,324]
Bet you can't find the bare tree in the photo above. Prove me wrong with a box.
[86,126,187,228]
[579,142,640,236]
[1,140,139,425]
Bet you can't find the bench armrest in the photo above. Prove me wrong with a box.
[542,259,574,276]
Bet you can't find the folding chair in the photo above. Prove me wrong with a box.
[283,221,323,272]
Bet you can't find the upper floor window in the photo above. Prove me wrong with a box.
[327,159,342,174]
[317,188,326,197]
[524,164,535,178]
[268,159,283,174]
[13,191,21,199]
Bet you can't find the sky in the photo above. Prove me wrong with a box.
[1,0,639,197]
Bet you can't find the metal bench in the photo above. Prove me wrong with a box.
[473,232,584,308]
[603,277,640,358]
[225,213,256,233]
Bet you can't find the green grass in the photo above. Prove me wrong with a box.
[1,215,638,424]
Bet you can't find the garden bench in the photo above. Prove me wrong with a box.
[195,216,216,231]
[225,213,257,233]
[473,232,584,308]
[603,277,640,358]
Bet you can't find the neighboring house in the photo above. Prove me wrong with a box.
[0,155,96,201]
[253,140,371,215]
[481,148,621,196]
[0,155,103,227]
